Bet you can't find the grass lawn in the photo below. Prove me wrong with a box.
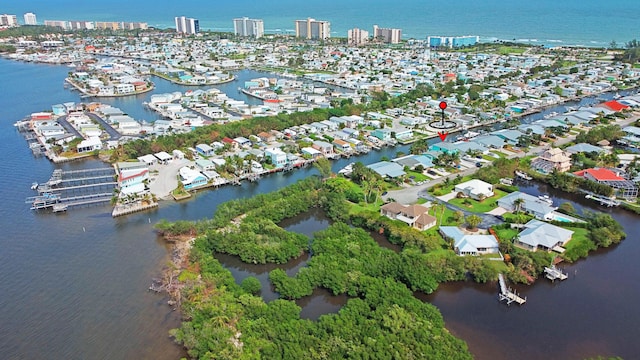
[498,46,527,55]
[494,227,519,242]
[482,154,497,162]
[429,175,474,196]
[448,189,509,213]
[489,150,507,159]
[406,170,429,182]
[562,227,595,262]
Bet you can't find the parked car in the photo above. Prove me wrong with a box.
[475,162,483,167]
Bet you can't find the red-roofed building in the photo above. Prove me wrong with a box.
[597,100,629,112]
[574,168,637,199]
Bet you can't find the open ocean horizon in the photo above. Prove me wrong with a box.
[4,0,640,47]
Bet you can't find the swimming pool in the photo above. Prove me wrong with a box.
[552,214,572,222]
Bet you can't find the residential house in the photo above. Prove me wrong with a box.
[492,129,525,145]
[531,148,572,173]
[380,202,437,231]
[439,226,500,256]
[265,148,288,167]
[371,128,392,141]
[367,161,406,178]
[472,135,506,149]
[195,143,214,156]
[154,151,172,164]
[312,140,334,155]
[515,219,574,252]
[498,191,556,220]
[429,142,459,154]
[179,166,207,190]
[301,147,322,159]
[393,155,434,170]
[333,139,352,152]
[116,161,149,195]
[257,131,275,143]
[573,168,638,199]
[77,137,102,153]
[564,143,606,155]
[454,179,494,200]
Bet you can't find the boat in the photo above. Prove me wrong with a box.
[31,182,39,190]
[538,195,553,205]
[338,162,354,177]
[544,111,558,119]
[613,92,622,100]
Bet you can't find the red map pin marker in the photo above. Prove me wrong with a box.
[438,131,448,141]
[439,101,447,110]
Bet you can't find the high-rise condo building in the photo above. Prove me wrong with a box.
[233,17,264,38]
[175,16,199,35]
[347,28,369,46]
[373,25,402,44]
[295,18,330,40]
[69,21,95,30]
[23,12,37,25]
[44,20,70,30]
[0,14,18,27]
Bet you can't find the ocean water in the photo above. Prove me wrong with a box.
[5,0,640,46]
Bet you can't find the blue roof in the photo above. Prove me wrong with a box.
[367,161,406,178]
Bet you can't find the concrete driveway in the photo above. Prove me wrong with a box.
[148,159,191,199]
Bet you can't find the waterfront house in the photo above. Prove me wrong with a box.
[573,168,638,199]
[531,148,572,174]
[380,202,437,231]
[439,226,499,256]
[116,161,149,195]
[265,148,287,167]
[515,219,574,252]
[195,159,216,172]
[498,191,556,220]
[301,147,322,159]
[472,135,506,149]
[312,140,334,155]
[367,161,406,179]
[371,128,392,142]
[392,155,434,170]
[333,139,352,152]
[564,143,606,155]
[179,166,207,190]
[429,142,459,155]
[454,179,494,200]
[77,137,102,153]
[195,143,214,157]
[492,129,525,145]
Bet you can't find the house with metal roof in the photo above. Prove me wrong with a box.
[498,191,556,220]
[367,161,406,178]
[429,141,459,154]
[439,226,499,256]
[491,129,525,145]
[564,143,605,154]
[472,135,506,149]
[454,141,488,154]
[518,124,545,136]
[392,155,434,169]
[515,219,574,252]
[454,179,494,200]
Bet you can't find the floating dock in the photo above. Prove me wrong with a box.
[498,274,527,305]
[544,265,568,281]
[585,194,620,207]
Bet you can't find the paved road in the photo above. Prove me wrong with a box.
[56,115,83,138]
[85,112,122,140]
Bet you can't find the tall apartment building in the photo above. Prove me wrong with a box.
[95,21,121,30]
[373,25,402,44]
[0,14,18,27]
[69,21,95,30]
[175,16,199,35]
[44,20,70,30]
[347,28,369,46]
[23,12,37,25]
[233,17,264,38]
[428,35,479,48]
[295,18,330,40]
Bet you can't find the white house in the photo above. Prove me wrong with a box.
[515,220,574,252]
[265,148,287,167]
[439,226,500,256]
[454,179,494,200]
[179,166,207,190]
[77,137,102,153]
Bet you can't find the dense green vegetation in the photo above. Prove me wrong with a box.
[168,177,476,359]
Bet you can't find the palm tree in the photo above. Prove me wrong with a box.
[465,214,482,231]
[513,198,525,214]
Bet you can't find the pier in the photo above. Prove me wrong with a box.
[498,274,527,305]
[585,194,620,207]
[28,167,116,212]
[544,265,568,282]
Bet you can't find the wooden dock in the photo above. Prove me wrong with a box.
[498,274,527,305]
[585,194,620,207]
[544,265,568,281]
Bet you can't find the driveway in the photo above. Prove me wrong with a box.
[148,159,191,199]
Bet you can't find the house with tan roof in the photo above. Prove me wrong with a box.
[531,147,572,173]
[380,202,437,231]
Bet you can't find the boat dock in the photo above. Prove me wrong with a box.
[585,194,620,207]
[514,170,533,181]
[28,167,116,212]
[498,274,527,305]
[544,265,568,281]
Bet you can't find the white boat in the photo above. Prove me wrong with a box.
[538,195,553,205]
[31,182,39,190]
[338,163,354,176]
